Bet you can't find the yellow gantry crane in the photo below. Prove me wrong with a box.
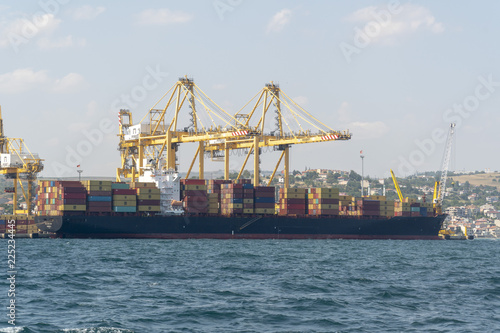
[116,78,351,186]
[204,82,351,186]
[117,77,253,181]
[0,106,44,215]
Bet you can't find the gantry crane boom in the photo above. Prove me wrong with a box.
[0,106,44,215]
[206,82,351,186]
[116,78,351,187]
[117,77,253,181]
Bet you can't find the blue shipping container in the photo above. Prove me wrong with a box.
[243,184,254,189]
[113,206,137,213]
[255,197,275,203]
[88,196,112,202]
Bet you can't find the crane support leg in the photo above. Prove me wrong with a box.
[237,147,254,180]
[268,150,285,186]
[253,135,260,186]
[224,146,230,180]
[284,146,290,188]
[199,141,204,179]
[186,147,200,179]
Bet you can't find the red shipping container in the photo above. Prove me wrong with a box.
[61,187,87,193]
[181,179,206,185]
[57,181,83,187]
[243,203,253,209]
[88,202,112,208]
[113,189,137,195]
[88,190,111,196]
[87,207,112,213]
[63,198,86,204]
[281,203,306,210]
[280,198,306,204]
[182,190,207,197]
[254,203,274,209]
[254,186,274,192]
[138,199,160,205]
[60,193,87,199]
[254,192,274,198]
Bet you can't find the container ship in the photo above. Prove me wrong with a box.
[0,78,448,239]
[35,177,445,240]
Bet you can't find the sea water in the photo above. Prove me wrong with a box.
[1,238,499,332]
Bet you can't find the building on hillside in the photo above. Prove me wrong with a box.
[480,203,495,213]
[486,196,499,203]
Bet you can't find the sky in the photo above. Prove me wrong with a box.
[0,1,499,180]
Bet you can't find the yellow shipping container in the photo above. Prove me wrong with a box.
[281,193,305,199]
[136,188,160,194]
[86,185,112,192]
[113,200,136,207]
[255,208,274,214]
[113,195,137,201]
[59,205,86,211]
[310,188,340,194]
[226,203,243,209]
[137,205,161,212]
[82,180,113,187]
[282,188,306,194]
[339,195,352,201]
[243,209,254,214]
[370,195,386,201]
[243,199,254,204]
[137,193,161,200]
[207,208,219,214]
[16,225,27,230]
[130,182,156,188]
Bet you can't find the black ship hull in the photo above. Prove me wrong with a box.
[35,214,446,240]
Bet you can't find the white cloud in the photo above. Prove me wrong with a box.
[347,121,390,140]
[0,13,61,48]
[345,4,444,44]
[52,73,85,93]
[0,13,85,51]
[267,9,292,33]
[0,68,50,93]
[69,6,106,20]
[0,68,85,94]
[136,8,193,26]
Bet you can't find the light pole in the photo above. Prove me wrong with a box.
[77,165,83,181]
[360,151,364,197]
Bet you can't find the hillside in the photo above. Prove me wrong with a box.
[450,172,500,189]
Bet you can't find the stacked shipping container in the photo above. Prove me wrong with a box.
[307,188,339,216]
[181,179,208,214]
[0,215,39,234]
[221,183,244,215]
[37,181,87,215]
[357,199,380,216]
[279,188,307,215]
[253,186,275,214]
[83,180,113,213]
[134,184,161,213]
